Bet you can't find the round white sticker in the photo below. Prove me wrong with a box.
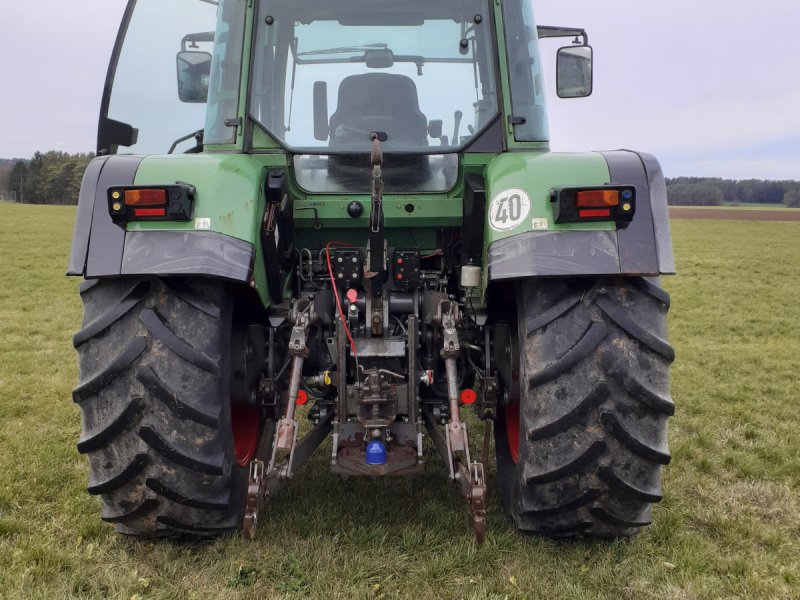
[488,188,531,232]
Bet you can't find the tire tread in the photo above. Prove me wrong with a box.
[73,281,149,347]
[596,295,675,361]
[77,396,146,454]
[137,365,220,428]
[528,322,607,387]
[139,308,220,374]
[87,454,149,495]
[138,426,225,476]
[73,337,148,402]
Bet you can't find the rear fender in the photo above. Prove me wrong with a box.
[483,150,674,282]
[67,154,272,307]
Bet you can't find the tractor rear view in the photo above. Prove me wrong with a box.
[69,0,675,542]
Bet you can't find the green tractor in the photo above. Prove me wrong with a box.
[69,0,675,543]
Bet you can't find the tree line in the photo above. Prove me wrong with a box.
[0,152,94,205]
[666,177,800,208]
[1,152,799,207]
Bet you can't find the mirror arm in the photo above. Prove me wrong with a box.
[536,25,588,46]
[181,31,215,52]
[169,129,204,155]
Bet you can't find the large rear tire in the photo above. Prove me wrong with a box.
[73,277,265,537]
[495,277,675,537]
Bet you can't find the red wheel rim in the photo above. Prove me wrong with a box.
[506,399,520,464]
[231,404,261,467]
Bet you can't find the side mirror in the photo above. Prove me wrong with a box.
[556,45,593,98]
[427,120,443,139]
[176,51,212,103]
[313,81,329,141]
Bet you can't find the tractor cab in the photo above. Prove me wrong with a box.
[98,0,591,163]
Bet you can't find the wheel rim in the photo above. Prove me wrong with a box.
[501,314,522,465]
[231,404,261,466]
[506,397,520,464]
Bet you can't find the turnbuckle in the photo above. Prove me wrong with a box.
[269,310,310,476]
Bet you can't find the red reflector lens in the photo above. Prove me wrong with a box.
[576,190,620,208]
[134,208,167,217]
[460,389,477,405]
[125,189,167,206]
[579,209,612,219]
[296,390,308,406]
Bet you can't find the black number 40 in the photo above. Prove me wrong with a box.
[495,194,522,224]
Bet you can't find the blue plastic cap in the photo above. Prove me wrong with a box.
[365,440,387,465]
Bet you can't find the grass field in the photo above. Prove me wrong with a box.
[674,204,799,212]
[1,203,799,599]
[721,203,798,210]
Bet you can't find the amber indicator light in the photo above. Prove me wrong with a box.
[124,189,168,206]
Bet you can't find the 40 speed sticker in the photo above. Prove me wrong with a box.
[488,188,531,232]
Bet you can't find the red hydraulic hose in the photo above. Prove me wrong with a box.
[325,242,358,359]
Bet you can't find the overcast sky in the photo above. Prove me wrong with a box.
[1,0,798,180]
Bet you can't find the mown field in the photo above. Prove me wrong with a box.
[668,207,800,222]
[719,203,797,210]
[0,202,798,599]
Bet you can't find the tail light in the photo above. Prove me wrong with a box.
[108,184,195,225]
[551,186,636,225]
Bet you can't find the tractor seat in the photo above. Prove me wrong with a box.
[329,73,429,150]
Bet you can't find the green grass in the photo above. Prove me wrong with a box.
[722,203,798,210]
[1,203,799,599]
[673,203,799,211]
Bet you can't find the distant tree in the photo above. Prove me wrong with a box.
[0,163,10,191]
[22,152,45,204]
[8,161,28,202]
[666,183,723,206]
[666,177,800,206]
[8,151,93,204]
[784,188,800,208]
[39,151,74,204]
[68,155,92,201]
